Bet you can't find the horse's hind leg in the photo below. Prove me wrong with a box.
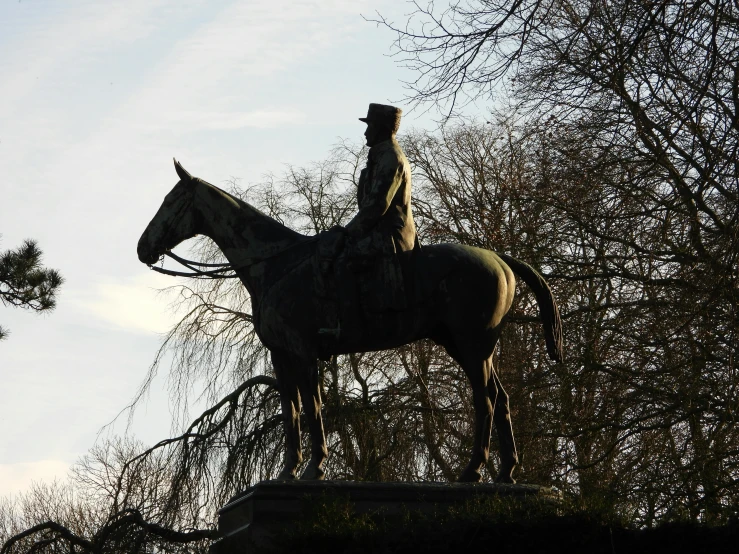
[271,350,302,480]
[297,360,328,480]
[490,368,518,483]
[449,343,495,483]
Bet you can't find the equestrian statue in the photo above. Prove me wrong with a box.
[137,103,563,484]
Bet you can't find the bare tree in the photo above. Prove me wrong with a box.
[403,114,739,524]
[379,0,738,524]
[1,438,216,554]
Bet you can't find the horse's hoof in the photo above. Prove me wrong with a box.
[275,468,297,480]
[494,474,516,484]
[458,469,483,483]
[300,465,325,480]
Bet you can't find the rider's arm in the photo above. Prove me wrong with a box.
[357,167,368,203]
[345,149,402,237]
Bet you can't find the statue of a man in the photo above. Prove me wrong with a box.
[347,103,417,256]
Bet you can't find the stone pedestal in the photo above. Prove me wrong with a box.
[210,480,560,553]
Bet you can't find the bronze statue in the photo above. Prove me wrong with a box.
[350,103,416,252]
[137,107,563,484]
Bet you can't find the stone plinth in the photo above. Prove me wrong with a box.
[210,480,560,553]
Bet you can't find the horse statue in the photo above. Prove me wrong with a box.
[137,160,563,483]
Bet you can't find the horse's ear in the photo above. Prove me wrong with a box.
[173,158,193,181]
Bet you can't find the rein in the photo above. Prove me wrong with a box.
[148,251,239,279]
[147,238,317,279]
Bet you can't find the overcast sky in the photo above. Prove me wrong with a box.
[0,0,463,498]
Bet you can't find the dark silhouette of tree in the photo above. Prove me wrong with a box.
[0,438,215,554]
[0,238,63,340]
[0,239,62,311]
[405,117,739,524]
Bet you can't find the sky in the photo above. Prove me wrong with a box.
[0,0,456,498]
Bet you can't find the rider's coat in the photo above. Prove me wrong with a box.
[344,137,417,312]
[346,137,416,255]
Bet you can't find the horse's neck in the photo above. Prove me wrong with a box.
[192,179,307,296]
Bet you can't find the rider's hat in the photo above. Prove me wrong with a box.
[359,103,402,134]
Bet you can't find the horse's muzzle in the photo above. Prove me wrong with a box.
[137,240,159,266]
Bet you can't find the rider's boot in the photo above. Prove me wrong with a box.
[319,261,365,346]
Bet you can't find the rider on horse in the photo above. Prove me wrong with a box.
[317,103,418,341]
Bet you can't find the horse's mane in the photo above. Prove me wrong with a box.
[196,177,312,246]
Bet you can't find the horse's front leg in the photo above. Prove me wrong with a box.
[271,350,302,480]
[297,358,328,480]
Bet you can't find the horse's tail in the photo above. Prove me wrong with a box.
[497,253,564,362]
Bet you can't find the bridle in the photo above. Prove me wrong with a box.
[148,251,239,279]
[147,237,318,279]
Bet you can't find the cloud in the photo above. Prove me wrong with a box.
[146,108,307,131]
[0,0,176,119]
[73,272,184,335]
[0,460,71,499]
[103,0,369,134]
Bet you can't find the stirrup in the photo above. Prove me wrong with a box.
[318,325,341,338]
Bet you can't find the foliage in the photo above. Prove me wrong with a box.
[279,493,565,553]
[0,238,63,340]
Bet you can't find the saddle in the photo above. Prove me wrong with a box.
[312,229,415,341]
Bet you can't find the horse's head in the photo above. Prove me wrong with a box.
[137,159,199,265]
